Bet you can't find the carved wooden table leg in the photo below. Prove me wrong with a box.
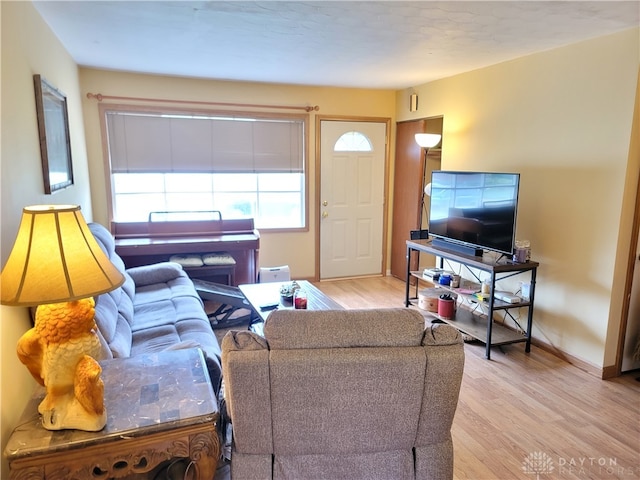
[190,429,221,479]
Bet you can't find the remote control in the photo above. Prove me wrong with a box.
[260,302,279,311]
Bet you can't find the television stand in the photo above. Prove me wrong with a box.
[404,238,539,359]
[431,238,483,257]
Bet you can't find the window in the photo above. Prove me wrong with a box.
[334,131,373,152]
[102,108,307,229]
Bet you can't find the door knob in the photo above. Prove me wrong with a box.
[322,211,329,218]
[322,200,328,206]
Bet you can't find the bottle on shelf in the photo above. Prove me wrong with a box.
[513,240,531,263]
[481,279,491,295]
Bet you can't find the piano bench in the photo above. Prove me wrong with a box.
[170,253,237,285]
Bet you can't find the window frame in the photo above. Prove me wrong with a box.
[98,103,310,232]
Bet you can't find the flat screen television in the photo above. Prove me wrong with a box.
[428,171,520,257]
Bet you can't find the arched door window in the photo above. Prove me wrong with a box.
[334,131,373,152]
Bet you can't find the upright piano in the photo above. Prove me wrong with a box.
[113,216,260,286]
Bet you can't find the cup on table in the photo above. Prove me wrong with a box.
[294,289,307,309]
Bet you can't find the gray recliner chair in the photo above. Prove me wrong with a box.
[221,308,464,479]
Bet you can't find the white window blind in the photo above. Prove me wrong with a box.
[106,112,304,174]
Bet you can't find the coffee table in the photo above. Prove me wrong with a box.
[239,280,343,334]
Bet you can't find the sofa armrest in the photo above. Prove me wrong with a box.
[416,323,464,445]
[126,262,184,286]
[221,331,273,455]
[422,323,463,346]
[414,324,464,479]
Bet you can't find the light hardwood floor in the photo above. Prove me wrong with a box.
[314,276,640,480]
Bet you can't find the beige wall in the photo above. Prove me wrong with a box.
[1,4,637,475]
[396,28,640,370]
[78,69,396,279]
[0,2,95,477]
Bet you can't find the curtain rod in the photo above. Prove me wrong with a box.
[86,92,319,112]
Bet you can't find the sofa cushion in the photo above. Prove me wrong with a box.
[130,274,223,388]
[127,262,184,286]
[131,274,204,325]
[88,222,223,392]
[263,308,425,350]
[93,281,134,358]
[273,451,414,480]
[90,222,136,359]
[268,347,425,455]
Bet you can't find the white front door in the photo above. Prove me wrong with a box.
[319,120,387,279]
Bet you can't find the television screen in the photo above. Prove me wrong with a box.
[428,171,520,256]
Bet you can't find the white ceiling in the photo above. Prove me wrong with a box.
[33,1,639,89]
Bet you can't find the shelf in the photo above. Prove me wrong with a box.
[418,306,527,346]
[460,293,532,311]
[405,238,538,359]
[410,272,531,311]
[406,238,539,274]
[410,271,436,285]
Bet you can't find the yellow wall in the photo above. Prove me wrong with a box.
[1,5,638,475]
[396,28,640,370]
[0,2,94,477]
[78,69,397,279]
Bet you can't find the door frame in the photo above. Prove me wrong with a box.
[314,115,392,281]
[613,74,640,377]
[614,167,640,376]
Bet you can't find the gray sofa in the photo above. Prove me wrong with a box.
[89,222,223,392]
[222,308,465,480]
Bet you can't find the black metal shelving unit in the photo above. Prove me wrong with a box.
[405,238,539,359]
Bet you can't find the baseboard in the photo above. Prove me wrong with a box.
[488,321,606,378]
[601,364,620,380]
[531,337,604,378]
[317,273,384,282]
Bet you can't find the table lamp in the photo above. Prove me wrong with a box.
[1,205,125,431]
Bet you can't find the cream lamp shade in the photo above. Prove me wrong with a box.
[1,204,125,306]
[415,133,441,149]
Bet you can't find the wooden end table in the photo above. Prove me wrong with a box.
[4,348,219,480]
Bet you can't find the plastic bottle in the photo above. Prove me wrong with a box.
[514,240,531,263]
